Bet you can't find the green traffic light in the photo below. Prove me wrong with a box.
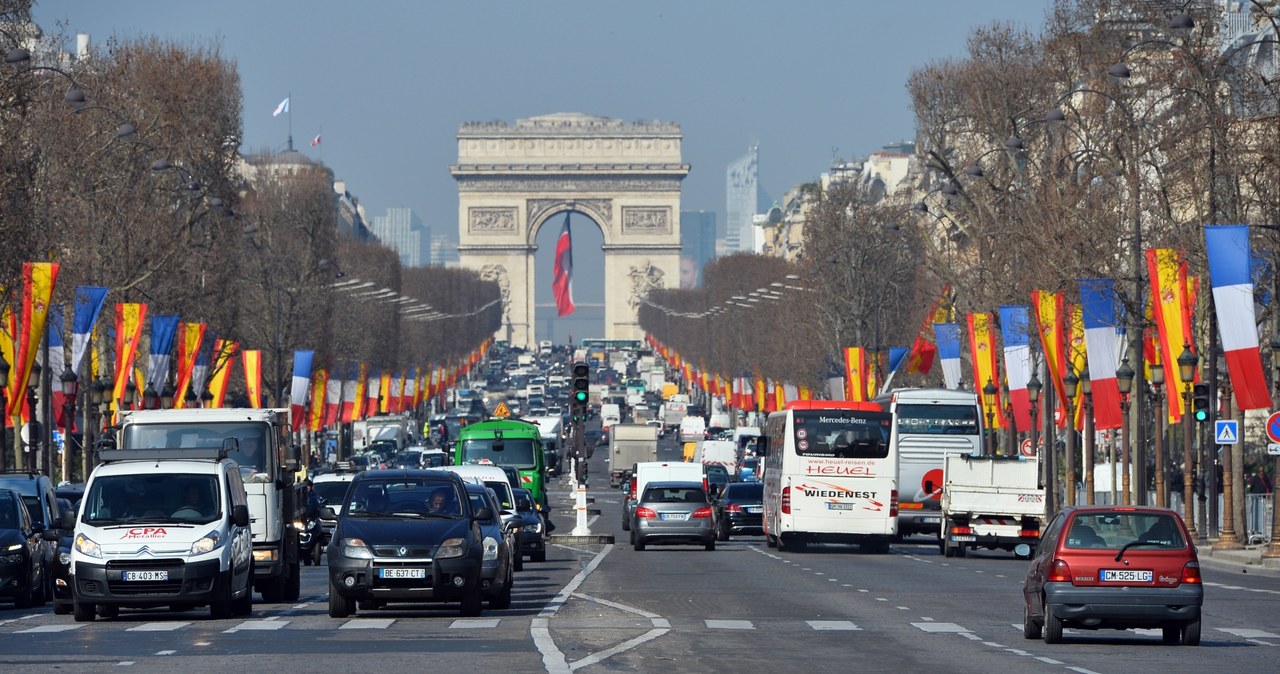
[1194,409,1208,422]
[574,390,588,402]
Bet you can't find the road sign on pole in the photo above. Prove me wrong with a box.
[1266,412,1280,443]
[1020,438,1035,457]
[1214,420,1239,445]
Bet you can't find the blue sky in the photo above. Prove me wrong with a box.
[33,0,1051,341]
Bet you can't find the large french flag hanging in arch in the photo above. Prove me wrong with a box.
[1205,225,1271,410]
[552,212,575,317]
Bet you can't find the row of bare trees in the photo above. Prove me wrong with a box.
[0,0,497,407]
[643,0,1280,395]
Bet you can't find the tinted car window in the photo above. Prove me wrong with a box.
[1064,512,1186,550]
[723,483,763,500]
[643,487,708,503]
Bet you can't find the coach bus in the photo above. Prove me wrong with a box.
[760,400,895,553]
[873,388,983,545]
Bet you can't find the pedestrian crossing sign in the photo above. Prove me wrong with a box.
[1214,420,1239,445]
[493,401,511,418]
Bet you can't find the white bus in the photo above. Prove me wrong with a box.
[760,400,895,553]
[873,388,984,545]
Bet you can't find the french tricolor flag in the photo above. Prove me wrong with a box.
[323,375,341,427]
[999,306,1033,432]
[1080,279,1123,430]
[289,350,314,431]
[1205,225,1272,410]
[340,366,358,423]
[934,322,962,390]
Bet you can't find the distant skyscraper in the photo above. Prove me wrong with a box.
[430,233,460,267]
[679,210,716,288]
[370,207,429,267]
[725,146,759,253]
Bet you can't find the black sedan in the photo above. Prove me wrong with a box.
[0,487,55,608]
[512,488,546,563]
[325,470,488,618]
[714,482,764,541]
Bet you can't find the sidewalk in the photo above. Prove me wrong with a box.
[1198,542,1280,577]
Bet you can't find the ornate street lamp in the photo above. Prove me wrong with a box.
[0,351,9,472]
[1116,358,1135,505]
[1027,370,1046,511]
[1149,361,1166,507]
[88,378,106,475]
[1177,344,1199,536]
[60,366,78,482]
[1064,369,1079,507]
[161,383,175,410]
[123,381,137,412]
[983,378,998,456]
[1081,369,1094,505]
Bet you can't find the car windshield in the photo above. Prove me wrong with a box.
[84,474,221,525]
[1065,512,1186,550]
[459,437,537,469]
[0,492,23,529]
[347,478,464,518]
[395,451,422,466]
[312,481,351,506]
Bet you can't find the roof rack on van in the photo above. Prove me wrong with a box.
[100,448,228,463]
[333,460,357,473]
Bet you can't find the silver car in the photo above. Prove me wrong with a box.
[630,481,716,551]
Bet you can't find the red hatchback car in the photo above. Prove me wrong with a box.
[1020,505,1203,645]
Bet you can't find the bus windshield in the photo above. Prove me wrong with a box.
[893,404,980,435]
[793,410,891,459]
[459,438,537,469]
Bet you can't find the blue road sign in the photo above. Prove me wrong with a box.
[1214,420,1239,445]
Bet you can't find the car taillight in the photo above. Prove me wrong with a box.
[1047,559,1071,583]
[1019,529,1040,538]
[726,503,743,513]
[703,477,709,493]
[635,507,657,519]
[628,478,636,500]
[1181,561,1201,584]
[782,486,791,515]
[890,489,898,518]
[951,525,973,535]
[692,507,713,519]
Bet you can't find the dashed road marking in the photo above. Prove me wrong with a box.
[341,618,396,629]
[807,620,860,631]
[128,622,191,632]
[1217,627,1280,639]
[705,619,754,630]
[15,624,85,633]
[912,621,969,633]
[224,620,288,632]
[452,618,500,629]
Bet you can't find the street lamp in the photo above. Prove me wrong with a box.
[1149,361,1166,507]
[983,378,998,456]
[88,378,106,476]
[1064,369,1079,507]
[1027,370,1047,511]
[143,384,159,411]
[1081,369,1094,505]
[1116,357,1135,505]
[0,351,8,472]
[161,382,175,410]
[59,366,78,483]
[1177,344,1198,536]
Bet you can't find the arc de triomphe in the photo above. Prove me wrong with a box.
[451,113,688,349]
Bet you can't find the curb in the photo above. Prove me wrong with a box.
[1198,547,1280,577]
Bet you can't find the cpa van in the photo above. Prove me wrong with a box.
[70,448,254,621]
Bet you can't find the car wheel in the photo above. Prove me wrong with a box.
[284,561,301,602]
[765,534,777,548]
[1181,619,1201,646]
[460,590,483,617]
[621,517,630,532]
[705,540,715,551]
[53,600,71,616]
[328,578,353,618]
[954,543,966,558]
[232,585,253,617]
[489,577,513,610]
[73,600,96,622]
[1162,625,1182,645]
[633,538,646,552]
[13,577,34,609]
[513,549,523,573]
[312,543,323,567]
[717,522,730,542]
[1043,604,1063,644]
[98,604,119,619]
[302,555,312,567]
[532,550,546,563]
[1023,603,1042,640]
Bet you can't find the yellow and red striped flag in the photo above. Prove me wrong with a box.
[207,339,239,408]
[111,302,147,419]
[173,322,206,408]
[242,349,262,408]
[8,263,59,419]
[967,312,1004,429]
[309,368,327,431]
[844,347,867,402]
[1146,249,1196,422]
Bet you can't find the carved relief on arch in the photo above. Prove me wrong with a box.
[526,198,612,241]
[478,264,511,323]
[468,207,518,234]
[621,206,671,234]
[627,259,667,310]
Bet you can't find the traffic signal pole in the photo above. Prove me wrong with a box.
[570,361,593,536]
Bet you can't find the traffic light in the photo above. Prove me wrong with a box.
[571,361,590,406]
[1191,383,1210,423]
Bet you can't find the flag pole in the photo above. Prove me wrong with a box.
[287,91,293,151]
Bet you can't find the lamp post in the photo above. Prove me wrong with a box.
[0,351,8,472]
[1082,369,1094,505]
[143,384,159,411]
[122,380,136,415]
[1178,344,1198,537]
[1028,370,1046,512]
[1116,358,1135,506]
[1266,343,1280,558]
[161,383,175,410]
[1215,373,1242,550]
[26,364,39,473]
[88,378,106,477]
[983,378,997,456]
[1064,369,1079,507]
[1150,361,1166,507]
[59,366,78,484]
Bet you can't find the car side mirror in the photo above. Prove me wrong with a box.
[475,507,494,522]
[320,506,339,520]
[42,528,60,542]
[60,509,76,531]
[756,438,769,457]
[232,504,251,528]
[517,498,532,510]
[30,522,45,536]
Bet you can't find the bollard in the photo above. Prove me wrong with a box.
[571,457,592,536]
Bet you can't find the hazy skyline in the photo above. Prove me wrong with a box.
[33,0,1051,236]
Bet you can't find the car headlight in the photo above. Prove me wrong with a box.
[435,537,467,559]
[190,531,223,555]
[482,536,499,561]
[292,519,305,530]
[74,533,102,559]
[340,538,374,559]
[523,522,543,534]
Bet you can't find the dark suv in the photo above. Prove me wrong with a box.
[1021,505,1203,645]
[325,470,488,617]
[0,487,57,608]
[0,471,64,603]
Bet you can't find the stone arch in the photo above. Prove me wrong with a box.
[452,113,689,349]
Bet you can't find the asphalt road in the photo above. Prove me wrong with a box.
[4,430,1280,672]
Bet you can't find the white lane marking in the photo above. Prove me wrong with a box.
[341,618,396,629]
[1217,627,1280,638]
[115,662,135,667]
[827,578,838,582]
[532,544,613,673]
[1066,668,1103,674]
[451,618,500,629]
[1035,657,1064,664]
[1004,648,1031,656]
[875,598,888,602]
[551,543,597,555]
[841,584,852,587]
[982,641,1004,647]
[224,620,288,632]
[128,622,191,632]
[1203,581,1280,595]
[857,589,869,593]
[1246,639,1276,647]
[897,606,909,610]
[921,617,934,621]
[573,593,660,618]
[959,633,982,641]
[155,651,176,656]
[807,620,860,631]
[705,619,754,630]
[569,629,669,671]
[652,618,670,628]
[16,624,85,633]
[912,622,970,633]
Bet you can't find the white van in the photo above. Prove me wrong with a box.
[70,448,254,621]
[697,439,738,473]
[600,403,622,430]
[443,465,517,514]
[679,415,706,442]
